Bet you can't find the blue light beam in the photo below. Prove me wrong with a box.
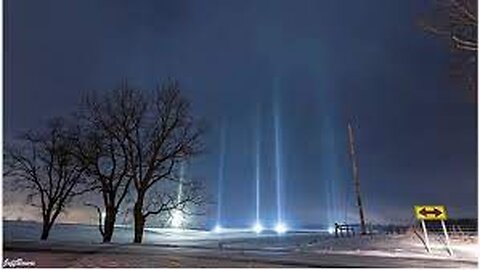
[215,119,227,230]
[273,76,286,233]
[253,103,263,233]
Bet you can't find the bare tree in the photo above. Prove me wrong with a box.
[75,80,204,243]
[4,119,90,240]
[125,80,204,243]
[420,0,477,98]
[74,83,145,243]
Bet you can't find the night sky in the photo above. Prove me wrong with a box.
[4,0,477,227]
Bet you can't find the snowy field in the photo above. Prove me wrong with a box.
[3,221,478,267]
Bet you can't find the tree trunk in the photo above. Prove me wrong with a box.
[40,221,52,240]
[102,206,117,243]
[133,215,145,243]
[133,194,145,243]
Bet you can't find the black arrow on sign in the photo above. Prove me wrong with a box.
[419,207,442,217]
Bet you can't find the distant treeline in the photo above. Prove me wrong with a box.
[342,219,478,234]
[424,218,477,232]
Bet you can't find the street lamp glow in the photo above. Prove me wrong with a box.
[213,224,223,233]
[171,210,183,228]
[101,211,106,224]
[274,222,287,234]
[252,222,264,234]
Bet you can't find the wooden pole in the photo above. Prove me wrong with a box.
[441,220,453,256]
[421,219,431,253]
[347,122,366,235]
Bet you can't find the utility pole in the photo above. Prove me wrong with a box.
[347,121,367,235]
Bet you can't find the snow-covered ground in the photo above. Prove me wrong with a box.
[3,221,478,267]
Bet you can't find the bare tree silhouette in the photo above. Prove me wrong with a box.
[128,81,204,243]
[74,80,205,243]
[74,83,144,243]
[420,0,477,99]
[4,119,91,240]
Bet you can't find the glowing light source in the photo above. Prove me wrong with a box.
[213,224,223,233]
[171,210,183,228]
[328,226,335,234]
[101,211,106,224]
[252,222,264,234]
[274,222,287,234]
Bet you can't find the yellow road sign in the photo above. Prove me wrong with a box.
[414,205,448,220]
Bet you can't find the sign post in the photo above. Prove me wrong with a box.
[414,205,452,255]
[440,220,453,255]
[420,219,431,253]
